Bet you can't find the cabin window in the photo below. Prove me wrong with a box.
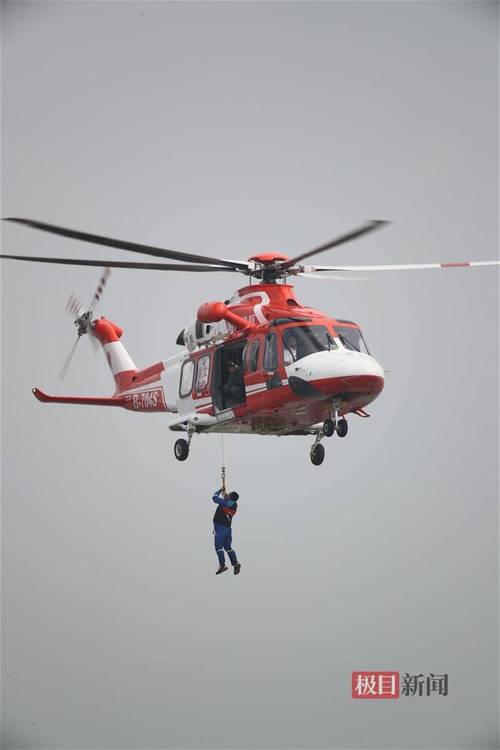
[282,325,337,365]
[248,341,260,372]
[195,354,210,391]
[334,325,370,354]
[263,333,278,371]
[179,359,195,397]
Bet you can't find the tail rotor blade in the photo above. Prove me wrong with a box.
[89,333,99,354]
[59,337,81,381]
[89,266,111,311]
[66,293,84,320]
[88,267,110,352]
[61,268,110,376]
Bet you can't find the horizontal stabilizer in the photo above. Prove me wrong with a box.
[32,388,124,407]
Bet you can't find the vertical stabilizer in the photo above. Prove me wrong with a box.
[92,317,136,390]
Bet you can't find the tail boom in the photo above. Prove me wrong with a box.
[33,316,173,412]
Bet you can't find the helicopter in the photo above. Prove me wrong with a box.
[2,217,499,466]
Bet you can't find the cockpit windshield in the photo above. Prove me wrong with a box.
[334,325,370,354]
[282,325,337,365]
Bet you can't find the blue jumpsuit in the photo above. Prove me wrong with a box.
[212,489,238,567]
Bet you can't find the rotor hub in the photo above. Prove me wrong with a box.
[247,252,290,264]
[246,253,293,283]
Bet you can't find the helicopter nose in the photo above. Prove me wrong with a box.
[286,350,385,401]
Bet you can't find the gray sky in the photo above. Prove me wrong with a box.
[1,2,498,748]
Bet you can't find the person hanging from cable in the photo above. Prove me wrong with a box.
[212,474,241,575]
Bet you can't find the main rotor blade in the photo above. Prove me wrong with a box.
[304,260,500,272]
[4,218,250,271]
[0,254,241,272]
[280,220,389,270]
[297,272,372,281]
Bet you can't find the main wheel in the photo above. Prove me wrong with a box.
[310,443,325,466]
[174,438,189,461]
[323,418,335,437]
[337,419,348,438]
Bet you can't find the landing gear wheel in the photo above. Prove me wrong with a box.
[337,419,348,438]
[310,443,325,466]
[174,438,189,461]
[323,418,335,437]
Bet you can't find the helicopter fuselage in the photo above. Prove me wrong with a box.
[37,282,383,438]
[174,283,383,436]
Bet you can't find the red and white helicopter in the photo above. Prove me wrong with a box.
[2,217,499,465]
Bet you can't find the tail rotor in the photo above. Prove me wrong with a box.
[58,268,111,381]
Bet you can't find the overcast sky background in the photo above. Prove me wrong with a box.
[1,2,499,748]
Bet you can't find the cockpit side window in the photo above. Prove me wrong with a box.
[334,325,370,354]
[282,325,337,365]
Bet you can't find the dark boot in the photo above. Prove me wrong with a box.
[233,563,241,575]
[216,565,228,575]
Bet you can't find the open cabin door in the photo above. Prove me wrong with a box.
[212,341,247,412]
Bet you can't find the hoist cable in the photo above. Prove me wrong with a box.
[220,433,226,491]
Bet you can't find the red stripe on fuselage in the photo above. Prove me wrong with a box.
[191,373,384,430]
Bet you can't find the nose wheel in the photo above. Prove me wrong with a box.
[337,418,348,438]
[323,418,335,437]
[323,400,348,438]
